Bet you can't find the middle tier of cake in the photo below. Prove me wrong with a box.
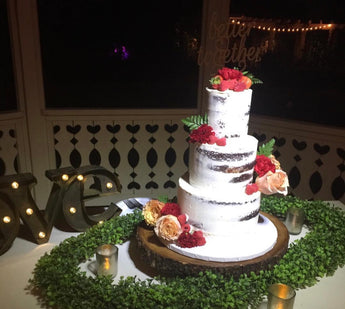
[188,135,258,192]
[178,173,261,236]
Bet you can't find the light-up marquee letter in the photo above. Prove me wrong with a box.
[0,173,48,255]
[45,165,122,232]
[0,165,122,255]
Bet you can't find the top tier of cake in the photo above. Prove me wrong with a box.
[207,88,252,138]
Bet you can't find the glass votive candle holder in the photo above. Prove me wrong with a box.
[96,244,118,277]
[284,207,305,235]
[267,283,296,309]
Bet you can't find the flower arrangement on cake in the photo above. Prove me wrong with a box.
[209,67,262,92]
[142,199,206,248]
[246,139,289,196]
[182,67,262,147]
[181,121,289,196]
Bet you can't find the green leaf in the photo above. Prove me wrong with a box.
[257,138,275,156]
[243,71,263,84]
[181,114,208,131]
[157,195,169,203]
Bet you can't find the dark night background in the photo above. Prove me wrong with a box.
[230,0,345,127]
[1,0,344,127]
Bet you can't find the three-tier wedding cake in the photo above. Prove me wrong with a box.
[142,67,289,262]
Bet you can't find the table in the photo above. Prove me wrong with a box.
[0,201,344,309]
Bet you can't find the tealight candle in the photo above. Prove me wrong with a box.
[267,283,296,309]
[96,244,118,277]
[284,207,305,235]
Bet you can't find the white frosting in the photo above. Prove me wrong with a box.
[189,135,258,192]
[207,88,252,138]
[178,173,261,236]
[165,214,277,262]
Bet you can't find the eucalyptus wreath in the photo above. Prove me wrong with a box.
[29,196,345,309]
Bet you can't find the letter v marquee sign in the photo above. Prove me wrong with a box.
[0,165,122,255]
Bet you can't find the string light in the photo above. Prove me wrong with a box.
[77,175,84,181]
[69,207,77,214]
[61,174,69,181]
[231,17,334,33]
[106,182,113,189]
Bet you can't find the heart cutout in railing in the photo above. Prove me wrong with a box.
[66,125,81,135]
[106,124,121,134]
[314,143,330,155]
[146,124,159,134]
[164,124,178,134]
[126,124,140,134]
[292,139,307,151]
[87,125,101,134]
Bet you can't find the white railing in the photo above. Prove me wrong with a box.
[1,112,344,207]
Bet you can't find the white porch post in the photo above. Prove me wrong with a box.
[8,0,52,208]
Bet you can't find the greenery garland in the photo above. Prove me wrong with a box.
[29,196,345,309]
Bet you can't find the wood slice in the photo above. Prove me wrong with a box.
[136,212,289,278]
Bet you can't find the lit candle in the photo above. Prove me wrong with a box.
[284,207,305,235]
[267,283,296,309]
[96,244,118,277]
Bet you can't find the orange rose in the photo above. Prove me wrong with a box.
[142,199,165,226]
[269,155,281,170]
[154,215,182,241]
[255,170,289,195]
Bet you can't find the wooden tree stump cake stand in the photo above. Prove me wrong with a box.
[136,212,289,278]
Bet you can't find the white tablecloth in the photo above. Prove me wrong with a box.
[0,201,344,309]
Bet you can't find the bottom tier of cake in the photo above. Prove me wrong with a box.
[163,214,277,262]
[136,212,289,277]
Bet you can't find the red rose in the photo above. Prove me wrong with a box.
[233,81,247,92]
[189,124,215,144]
[219,79,237,91]
[161,203,181,217]
[245,183,259,195]
[208,135,217,145]
[218,68,243,80]
[255,155,276,177]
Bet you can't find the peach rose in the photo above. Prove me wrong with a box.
[142,200,165,226]
[154,215,182,241]
[269,155,281,170]
[255,170,289,195]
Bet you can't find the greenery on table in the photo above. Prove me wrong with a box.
[29,196,345,309]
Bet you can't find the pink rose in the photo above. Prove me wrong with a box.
[154,215,182,241]
[233,81,247,92]
[255,170,289,195]
[218,68,243,80]
[219,79,237,91]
